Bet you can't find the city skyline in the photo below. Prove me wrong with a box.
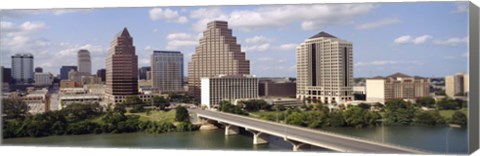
[0,2,469,78]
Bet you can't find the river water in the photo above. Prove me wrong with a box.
[2,126,468,154]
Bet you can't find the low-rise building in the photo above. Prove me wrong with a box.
[366,73,430,104]
[60,80,82,88]
[22,89,49,114]
[59,95,102,109]
[258,78,296,97]
[263,98,303,106]
[201,75,258,109]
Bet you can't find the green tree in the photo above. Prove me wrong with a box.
[129,105,145,113]
[436,98,459,110]
[2,98,30,119]
[416,97,436,108]
[450,111,467,126]
[413,110,445,126]
[123,95,143,106]
[175,106,190,122]
[384,99,416,125]
[152,96,170,110]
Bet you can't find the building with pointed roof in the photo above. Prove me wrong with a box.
[366,72,430,104]
[296,31,353,104]
[188,21,250,99]
[105,27,139,104]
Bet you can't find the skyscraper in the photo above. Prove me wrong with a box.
[188,21,250,98]
[11,53,34,84]
[60,66,77,80]
[78,49,92,75]
[296,32,353,104]
[138,66,151,80]
[105,27,138,104]
[1,66,12,84]
[445,72,469,97]
[96,68,106,82]
[151,51,183,93]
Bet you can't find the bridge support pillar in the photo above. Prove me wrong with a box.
[284,138,310,151]
[246,128,269,145]
[224,124,239,135]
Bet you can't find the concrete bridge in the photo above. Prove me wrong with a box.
[193,109,431,154]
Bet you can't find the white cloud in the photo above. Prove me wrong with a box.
[258,57,273,61]
[244,43,271,52]
[394,35,432,45]
[355,60,423,67]
[153,29,158,33]
[433,36,468,46]
[452,2,468,13]
[190,4,376,32]
[355,18,401,30]
[149,8,188,24]
[165,33,199,50]
[277,43,297,51]
[245,36,273,44]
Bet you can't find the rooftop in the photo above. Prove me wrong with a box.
[309,31,337,39]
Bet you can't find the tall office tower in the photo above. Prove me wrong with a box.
[78,49,92,75]
[105,27,138,104]
[151,51,184,92]
[11,53,34,84]
[138,66,151,80]
[296,32,353,104]
[96,68,106,82]
[188,20,250,98]
[445,72,469,97]
[35,67,43,73]
[60,66,77,80]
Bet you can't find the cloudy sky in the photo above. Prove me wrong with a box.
[0,2,469,78]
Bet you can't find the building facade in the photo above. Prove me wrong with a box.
[105,27,139,104]
[11,53,34,84]
[258,78,296,97]
[366,73,430,104]
[34,72,53,86]
[445,72,469,98]
[151,51,184,93]
[60,66,77,80]
[188,21,250,99]
[96,68,106,82]
[35,67,43,73]
[296,32,354,104]
[78,49,92,75]
[138,66,151,80]
[201,75,258,109]
[1,66,12,83]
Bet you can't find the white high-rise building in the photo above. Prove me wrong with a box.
[11,53,34,84]
[296,32,354,104]
[445,72,469,97]
[201,75,258,109]
[151,51,184,93]
[78,49,92,75]
[34,72,54,86]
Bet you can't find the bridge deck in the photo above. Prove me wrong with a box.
[193,109,431,154]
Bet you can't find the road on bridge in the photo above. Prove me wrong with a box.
[191,109,431,154]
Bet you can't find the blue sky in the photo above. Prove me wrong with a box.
[0,2,469,78]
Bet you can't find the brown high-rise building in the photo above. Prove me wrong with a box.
[188,21,250,99]
[105,28,139,104]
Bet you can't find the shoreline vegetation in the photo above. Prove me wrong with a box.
[3,95,467,139]
[2,98,198,139]
[220,98,467,129]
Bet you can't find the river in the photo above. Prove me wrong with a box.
[2,126,468,154]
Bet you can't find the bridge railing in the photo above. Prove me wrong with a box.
[196,110,432,154]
